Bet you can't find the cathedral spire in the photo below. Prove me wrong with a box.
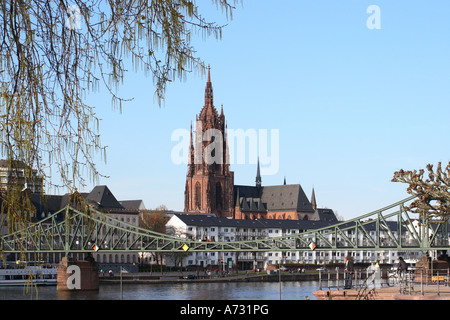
[207,64,211,83]
[256,158,262,189]
[205,65,213,107]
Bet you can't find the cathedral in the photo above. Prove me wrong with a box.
[184,68,337,222]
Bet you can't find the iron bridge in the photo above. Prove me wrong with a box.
[0,195,449,255]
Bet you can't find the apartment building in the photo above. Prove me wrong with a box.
[0,159,43,193]
[165,214,425,270]
[6,185,142,269]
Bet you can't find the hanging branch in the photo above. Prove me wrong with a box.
[0,0,240,236]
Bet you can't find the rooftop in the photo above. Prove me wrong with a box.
[171,213,336,230]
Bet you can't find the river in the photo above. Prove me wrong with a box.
[0,281,319,300]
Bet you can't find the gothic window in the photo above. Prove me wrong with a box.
[215,182,223,209]
[195,182,201,209]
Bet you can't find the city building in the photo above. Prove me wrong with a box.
[165,213,424,270]
[184,68,336,220]
[82,186,141,270]
[5,185,141,270]
[0,159,43,193]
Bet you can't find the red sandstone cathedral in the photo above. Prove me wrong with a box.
[184,68,337,222]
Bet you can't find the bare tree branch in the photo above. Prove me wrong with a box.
[392,162,450,222]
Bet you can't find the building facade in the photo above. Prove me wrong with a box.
[0,159,43,193]
[5,185,142,269]
[83,186,141,267]
[165,214,424,270]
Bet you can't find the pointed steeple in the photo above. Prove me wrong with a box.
[198,65,219,132]
[311,187,317,210]
[204,65,213,107]
[207,64,211,82]
[256,158,262,189]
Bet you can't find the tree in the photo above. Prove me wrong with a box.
[165,223,189,273]
[392,162,450,222]
[0,0,240,229]
[139,205,170,272]
[140,205,169,233]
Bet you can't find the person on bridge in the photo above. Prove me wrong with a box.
[344,256,354,289]
[397,257,408,281]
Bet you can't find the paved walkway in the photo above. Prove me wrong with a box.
[314,284,450,300]
[390,284,450,300]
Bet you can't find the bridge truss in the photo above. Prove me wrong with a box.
[0,195,449,256]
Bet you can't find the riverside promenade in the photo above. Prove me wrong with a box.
[313,284,450,300]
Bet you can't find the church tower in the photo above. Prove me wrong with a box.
[184,67,235,217]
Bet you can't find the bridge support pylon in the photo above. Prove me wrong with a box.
[57,256,99,291]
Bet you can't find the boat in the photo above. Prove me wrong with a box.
[0,265,57,286]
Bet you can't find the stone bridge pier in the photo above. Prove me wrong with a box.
[57,256,99,291]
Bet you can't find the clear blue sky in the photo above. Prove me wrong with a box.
[81,0,450,220]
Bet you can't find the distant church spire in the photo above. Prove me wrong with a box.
[256,158,262,189]
[311,187,317,210]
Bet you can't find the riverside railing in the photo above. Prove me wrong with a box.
[399,267,450,296]
[317,266,450,298]
[318,267,390,291]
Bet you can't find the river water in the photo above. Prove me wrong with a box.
[0,281,319,300]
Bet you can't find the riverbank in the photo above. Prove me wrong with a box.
[99,271,320,284]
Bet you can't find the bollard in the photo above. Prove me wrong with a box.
[327,271,330,290]
[437,271,440,296]
[319,270,322,290]
[408,271,412,294]
[337,270,340,291]
[421,269,424,296]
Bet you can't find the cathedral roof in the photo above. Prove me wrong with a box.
[172,213,335,229]
[233,184,315,213]
[311,208,338,223]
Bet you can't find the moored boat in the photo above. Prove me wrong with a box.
[0,265,57,286]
